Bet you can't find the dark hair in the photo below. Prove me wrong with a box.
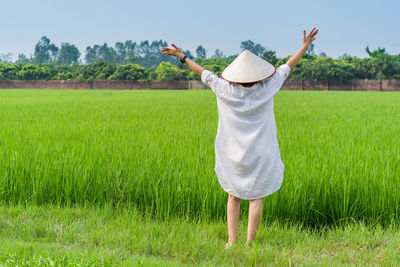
[239,82,257,87]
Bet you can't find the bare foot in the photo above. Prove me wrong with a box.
[245,240,254,249]
[224,240,236,249]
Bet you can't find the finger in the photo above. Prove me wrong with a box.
[312,37,316,41]
[303,30,306,38]
[308,30,317,38]
[172,43,180,50]
[310,27,316,34]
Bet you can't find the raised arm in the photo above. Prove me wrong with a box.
[161,44,204,76]
[286,27,319,70]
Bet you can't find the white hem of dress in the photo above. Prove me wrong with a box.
[214,168,284,200]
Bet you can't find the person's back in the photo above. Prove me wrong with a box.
[160,27,318,248]
[201,63,291,200]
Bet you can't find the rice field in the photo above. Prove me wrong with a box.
[0,89,399,227]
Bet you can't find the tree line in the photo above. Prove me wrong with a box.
[0,36,399,81]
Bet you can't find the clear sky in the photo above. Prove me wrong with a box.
[1,0,399,61]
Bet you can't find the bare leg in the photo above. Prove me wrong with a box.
[246,197,263,246]
[226,194,242,246]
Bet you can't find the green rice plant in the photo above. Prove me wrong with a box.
[0,89,399,226]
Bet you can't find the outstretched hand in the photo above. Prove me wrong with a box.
[286,27,319,70]
[161,44,185,58]
[303,27,318,46]
[161,43,205,76]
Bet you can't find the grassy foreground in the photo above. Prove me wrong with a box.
[0,89,399,226]
[1,89,400,265]
[1,205,400,266]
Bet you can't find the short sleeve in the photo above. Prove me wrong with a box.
[262,64,291,95]
[201,70,229,98]
[276,64,291,79]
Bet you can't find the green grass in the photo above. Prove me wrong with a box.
[1,89,400,265]
[1,205,400,266]
[0,89,399,227]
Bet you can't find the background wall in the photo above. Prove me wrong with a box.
[0,79,399,91]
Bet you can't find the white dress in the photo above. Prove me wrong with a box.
[201,64,291,200]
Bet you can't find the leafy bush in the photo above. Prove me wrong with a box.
[53,72,74,80]
[0,63,18,80]
[75,61,116,82]
[155,62,186,80]
[0,52,399,81]
[110,64,148,80]
[17,65,52,80]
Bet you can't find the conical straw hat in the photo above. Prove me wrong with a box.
[221,50,276,83]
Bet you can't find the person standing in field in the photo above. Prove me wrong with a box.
[161,27,318,248]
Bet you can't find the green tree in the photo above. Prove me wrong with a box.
[365,46,386,57]
[75,61,116,81]
[203,64,225,76]
[240,40,265,57]
[111,64,148,80]
[53,72,74,80]
[114,40,138,64]
[306,43,315,55]
[301,57,354,81]
[15,54,31,64]
[195,57,234,70]
[85,43,117,64]
[58,43,81,65]
[0,63,18,80]
[155,62,185,80]
[319,52,327,58]
[196,45,207,59]
[135,40,175,68]
[33,36,59,64]
[372,54,400,79]
[187,71,200,80]
[337,53,349,60]
[17,64,52,80]
[124,40,138,63]
[262,50,278,65]
[350,57,373,79]
[212,49,225,58]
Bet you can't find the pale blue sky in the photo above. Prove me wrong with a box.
[1,0,399,61]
